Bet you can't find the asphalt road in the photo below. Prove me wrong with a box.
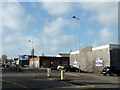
[2,68,120,90]
[2,68,79,90]
[23,68,120,89]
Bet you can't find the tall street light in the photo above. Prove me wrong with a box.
[72,16,80,72]
[29,40,34,67]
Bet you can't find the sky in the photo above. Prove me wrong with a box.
[0,1,118,59]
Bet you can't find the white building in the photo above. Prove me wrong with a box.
[70,44,120,72]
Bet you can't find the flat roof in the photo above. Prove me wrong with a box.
[70,44,120,55]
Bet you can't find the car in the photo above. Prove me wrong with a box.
[9,63,22,71]
[102,66,120,76]
[63,65,80,72]
[57,64,67,71]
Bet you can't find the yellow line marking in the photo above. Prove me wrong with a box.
[2,79,30,89]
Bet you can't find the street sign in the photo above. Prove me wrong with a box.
[96,58,102,66]
[73,60,77,67]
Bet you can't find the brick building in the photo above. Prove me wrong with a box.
[70,44,120,72]
[29,56,69,68]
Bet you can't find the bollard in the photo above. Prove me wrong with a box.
[47,68,51,77]
[61,70,65,80]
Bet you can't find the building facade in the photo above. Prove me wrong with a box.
[70,44,120,72]
[19,55,37,66]
[29,56,69,68]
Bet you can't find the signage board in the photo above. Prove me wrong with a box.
[19,55,29,60]
[96,58,102,66]
[73,60,77,67]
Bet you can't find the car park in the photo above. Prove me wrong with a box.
[9,63,22,71]
[102,66,120,76]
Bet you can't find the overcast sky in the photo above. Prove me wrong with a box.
[0,1,118,59]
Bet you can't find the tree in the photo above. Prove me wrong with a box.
[2,55,8,63]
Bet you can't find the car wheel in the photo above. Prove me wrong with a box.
[110,72,114,76]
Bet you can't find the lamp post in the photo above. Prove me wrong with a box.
[29,40,34,67]
[72,16,80,72]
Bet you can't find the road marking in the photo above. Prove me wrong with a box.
[2,79,30,90]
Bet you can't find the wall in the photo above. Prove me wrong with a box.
[40,57,69,68]
[29,57,40,68]
[29,56,69,68]
[70,45,111,72]
[90,48,110,72]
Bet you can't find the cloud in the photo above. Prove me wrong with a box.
[100,28,115,43]
[41,2,117,27]
[80,2,118,27]
[86,29,94,36]
[43,17,64,37]
[2,2,75,58]
[92,28,117,46]
[2,32,36,58]
[2,2,33,32]
[2,17,75,58]
[37,17,75,54]
[41,2,73,16]
[2,2,118,59]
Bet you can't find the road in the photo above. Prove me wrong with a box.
[2,68,80,90]
[2,68,120,90]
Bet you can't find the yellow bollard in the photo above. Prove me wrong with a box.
[47,68,51,77]
[61,70,65,80]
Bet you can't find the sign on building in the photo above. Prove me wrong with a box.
[73,60,77,67]
[19,55,29,60]
[96,58,102,66]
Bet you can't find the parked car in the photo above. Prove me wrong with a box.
[102,66,120,76]
[63,65,79,72]
[57,64,67,71]
[10,63,22,71]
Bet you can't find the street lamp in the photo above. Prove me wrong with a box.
[72,16,80,72]
[29,40,34,67]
